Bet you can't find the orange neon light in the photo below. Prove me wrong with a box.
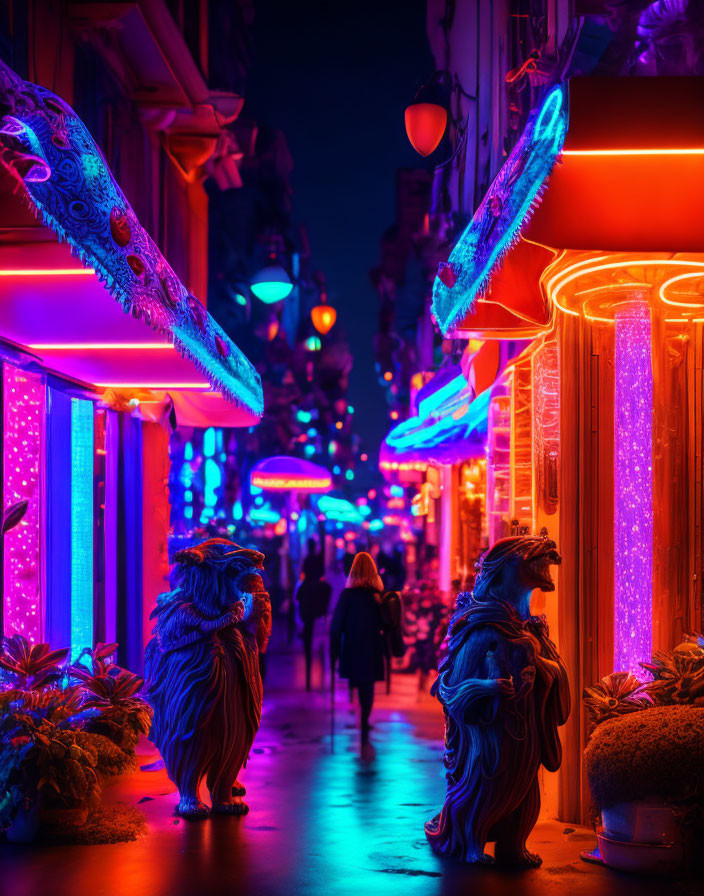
[657,272,704,309]
[379,460,428,472]
[561,148,704,157]
[0,268,95,276]
[546,256,704,324]
[29,342,172,350]
[250,475,332,490]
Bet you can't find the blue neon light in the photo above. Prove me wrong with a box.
[317,495,363,525]
[250,504,281,524]
[386,387,491,454]
[432,83,567,335]
[204,458,221,508]
[418,373,467,421]
[70,398,94,660]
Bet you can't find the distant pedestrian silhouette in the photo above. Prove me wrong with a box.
[297,538,331,690]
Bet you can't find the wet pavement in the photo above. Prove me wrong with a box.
[0,626,701,896]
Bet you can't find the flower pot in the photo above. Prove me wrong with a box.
[597,830,684,875]
[601,800,681,845]
[6,801,40,843]
[596,799,689,875]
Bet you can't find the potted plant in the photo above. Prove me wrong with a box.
[0,695,100,842]
[583,635,704,874]
[70,644,153,755]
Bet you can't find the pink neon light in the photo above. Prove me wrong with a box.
[97,382,211,389]
[29,343,171,350]
[614,300,653,677]
[0,268,95,276]
[3,365,44,642]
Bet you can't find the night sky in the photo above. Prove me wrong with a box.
[246,0,435,454]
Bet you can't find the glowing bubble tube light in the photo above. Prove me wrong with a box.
[70,398,94,658]
[2,366,44,641]
[613,299,653,677]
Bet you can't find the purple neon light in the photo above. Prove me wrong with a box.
[614,300,653,677]
[3,365,44,641]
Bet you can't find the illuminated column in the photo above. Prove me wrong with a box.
[2,366,44,641]
[70,397,94,658]
[438,464,456,594]
[613,299,653,676]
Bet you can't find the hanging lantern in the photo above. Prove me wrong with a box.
[266,318,279,341]
[251,263,293,304]
[311,299,337,335]
[305,335,321,352]
[404,103,447,157]
[405,71,450,157]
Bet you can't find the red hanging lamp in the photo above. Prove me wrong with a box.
[405,72,450,158]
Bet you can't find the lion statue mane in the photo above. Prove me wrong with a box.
[426,536,570,866]
[145,538,271,818]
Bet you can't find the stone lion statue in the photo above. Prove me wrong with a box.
[426,536,570,866]
[145,538,271,818]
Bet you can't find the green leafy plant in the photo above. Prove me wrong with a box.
[0,635,69,690]
[70,645,152,753]
[0,698,100,831]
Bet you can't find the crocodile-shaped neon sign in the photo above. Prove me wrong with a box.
[432,83,568,336]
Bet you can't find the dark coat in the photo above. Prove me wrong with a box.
[330,586,386,686]
[297,579,332,622]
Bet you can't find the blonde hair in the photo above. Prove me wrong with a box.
[346,552,383,592]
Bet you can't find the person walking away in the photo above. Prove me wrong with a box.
[297,538,330,690]
[330,552,387,762]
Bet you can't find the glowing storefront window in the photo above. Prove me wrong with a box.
[2,366,44,641]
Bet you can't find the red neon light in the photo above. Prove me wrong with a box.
[561,148,704,157]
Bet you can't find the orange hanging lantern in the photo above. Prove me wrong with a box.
[311,300,336,335]
[404,103,447,157]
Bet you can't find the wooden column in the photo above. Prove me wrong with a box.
[558,313,615,823]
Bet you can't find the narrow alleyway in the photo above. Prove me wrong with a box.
[0,630,698,896]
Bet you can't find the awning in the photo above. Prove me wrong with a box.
[380,376,491,469]
[432,83,567,337]
[434,76,704,336]
[0,60,262,424]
